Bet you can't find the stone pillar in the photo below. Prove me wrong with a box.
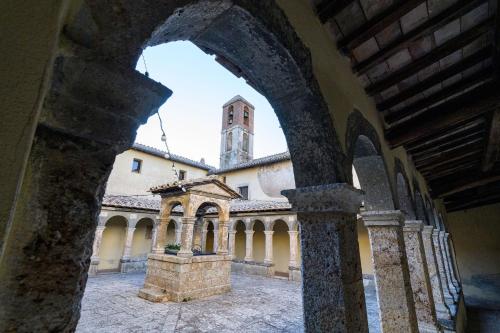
[438,231,458,299]
[288,230,299,268]
[153,218,169,254]
[362,210,418,333]
[447,236,461,283]
[121,225,136,261]
[89,225,106,275]
[433,229,457,314]
[228,230,237,259]
[217,221,229,255]
[175,227,182,245]
[422,226,452,320]
[244,230,254,262]
[150,218,160,251]
[201,230,208,252]
[282,184,369,332]
[214,225,220,254]
[264,230,274,264]
[178,217,196,257]
[443,232,460,293]
[403,221,440,332]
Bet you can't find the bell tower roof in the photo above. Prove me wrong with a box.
[223,95,254,109]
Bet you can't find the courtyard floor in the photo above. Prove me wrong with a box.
[77,272,380,333]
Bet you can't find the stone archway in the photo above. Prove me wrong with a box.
[99,216,128,272]
[2,1,362,331]
[394,158,417,220]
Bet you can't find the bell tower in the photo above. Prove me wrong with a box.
[220,95,254,169]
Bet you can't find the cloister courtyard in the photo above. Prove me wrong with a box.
[77,272,380,333]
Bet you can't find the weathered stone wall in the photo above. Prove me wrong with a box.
[140,254,232,302]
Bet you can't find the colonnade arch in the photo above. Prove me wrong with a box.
[99,216,128,272]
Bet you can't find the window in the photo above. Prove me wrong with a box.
[131,158,142,173]
[178,170,186,180]
[228,105,234,125]
[238,186,249,200]
[242,132,249,152]
[226,132,232,151]
[243,106,249,125]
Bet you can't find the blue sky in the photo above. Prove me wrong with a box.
[135,41,288,167]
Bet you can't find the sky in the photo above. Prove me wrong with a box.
[135,41,288,168]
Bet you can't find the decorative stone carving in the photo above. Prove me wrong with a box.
[283,183,369,332]
[362,210,418,333]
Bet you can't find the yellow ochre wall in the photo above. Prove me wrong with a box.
[106,149,209,196]
[273,221,290,274]
[234,221,246,260]
[446,203,500,309]
[131,219,153,258]
[99,218,127,271]
[253,222,266,262]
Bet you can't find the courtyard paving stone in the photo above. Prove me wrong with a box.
[77,272,380,332]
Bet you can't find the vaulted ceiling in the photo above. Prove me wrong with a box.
[313,0,500,212]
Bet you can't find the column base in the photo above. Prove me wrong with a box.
[288,266,301,282]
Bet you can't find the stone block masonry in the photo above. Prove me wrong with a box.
[139,254,232,302]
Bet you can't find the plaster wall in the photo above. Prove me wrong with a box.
[106,149,209,196]
[0,0,77,255]
[222,160,294,201]
[447,203,500,309]
[357,219,374,275]
[234,222,246,260]
[273,221,290,274]
[99,219,127,271]
[131,221,153,258]
[253,222,266,263]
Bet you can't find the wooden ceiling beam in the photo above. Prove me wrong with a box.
[337,0,426,51]
[411,131,484,158]
[385,67,492,124]
[405,118,486,152]
[316,0,354,24]
[419,150,481,173]
[378,47,492,112]
[414,140,483,168]
[386,83,499,148]
[436,174,500,197]
[354,0,487,74]
[445,190,500,212]
[481,108,500,171]
[366,17,494,96]
[425,161,480,180]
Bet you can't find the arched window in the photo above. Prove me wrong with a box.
[226,132,232,151]
[243,132,249,152]
[228,105,234,125]
[243,106,249,125]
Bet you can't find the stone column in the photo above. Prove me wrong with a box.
[153,218,169,254]
[362,210,418,333]
[282,184,369,332]
[443,233,460,293]
[217,221,229,255]
[433,229,457,314]
[228,230,237,259]
[288,230,299,268]
[201,230,208,252]
[150,218,160,251]
[121,225,136,261]
[214,225,221,254]
[244,230,254,262]
[264,230,274,264]
[422,226,452,320]
[438,231,458,298]
[403,221,440,332]
[178,217,196,257]
[175,227,182,245]
[89,225,106,275]
[447,236,461,283]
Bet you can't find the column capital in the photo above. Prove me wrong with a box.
[403,220,423,232]
[281,183,363,214]
[264,230,274,236]
[95,225,106,232]
[288,230,299,236]
[228,230,237,235]
[181,217,197,224]
[361,210,404,227]
[422,225,434,235]
[245,230,255,235]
